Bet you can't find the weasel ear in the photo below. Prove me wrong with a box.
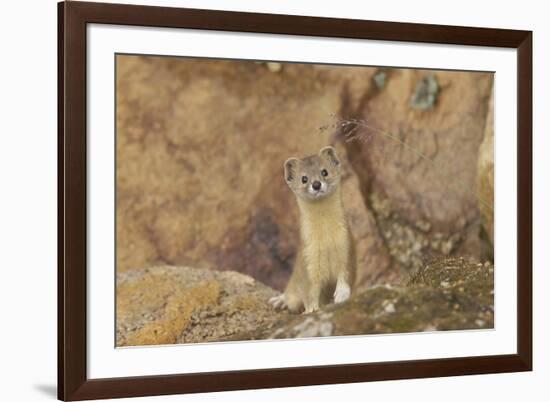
[284,158,300,183]
[319,146,340,167]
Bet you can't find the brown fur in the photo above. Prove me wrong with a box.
[270,146,357,313]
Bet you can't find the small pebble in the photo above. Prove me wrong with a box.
[384,302,396,313]
[266,62,282,73]
[373,71,386,89]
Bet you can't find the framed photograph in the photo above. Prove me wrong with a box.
[58,1,532,400]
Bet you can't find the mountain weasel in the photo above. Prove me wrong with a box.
[270,146,357,313]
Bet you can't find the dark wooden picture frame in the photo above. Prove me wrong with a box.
[58,1,532,400]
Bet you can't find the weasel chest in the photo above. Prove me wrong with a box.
[301,219,349,281]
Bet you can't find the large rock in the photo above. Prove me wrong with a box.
[116,266,287,346]
[116,55,386,290]
[339,69,494,275]
[116,55,493,291]
[230,258,494,340]
[478,90,494,252]
[335,142,397,287]
[116,258,494,346]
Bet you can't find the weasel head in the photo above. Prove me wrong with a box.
[284,146,342,202]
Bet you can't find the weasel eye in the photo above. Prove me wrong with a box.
[301,176,308,184]
[321,169,328,177]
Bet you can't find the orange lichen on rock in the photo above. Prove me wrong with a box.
[123,281,220,346]
[116,266,286,346]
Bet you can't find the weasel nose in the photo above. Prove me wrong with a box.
[312,181,321,191]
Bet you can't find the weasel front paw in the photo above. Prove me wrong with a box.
[303,304,320,314]
[269,294,287,310]
[334,283,351,304]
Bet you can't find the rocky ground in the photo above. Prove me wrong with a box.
[117,258,493,346]
[116,266,287,346]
